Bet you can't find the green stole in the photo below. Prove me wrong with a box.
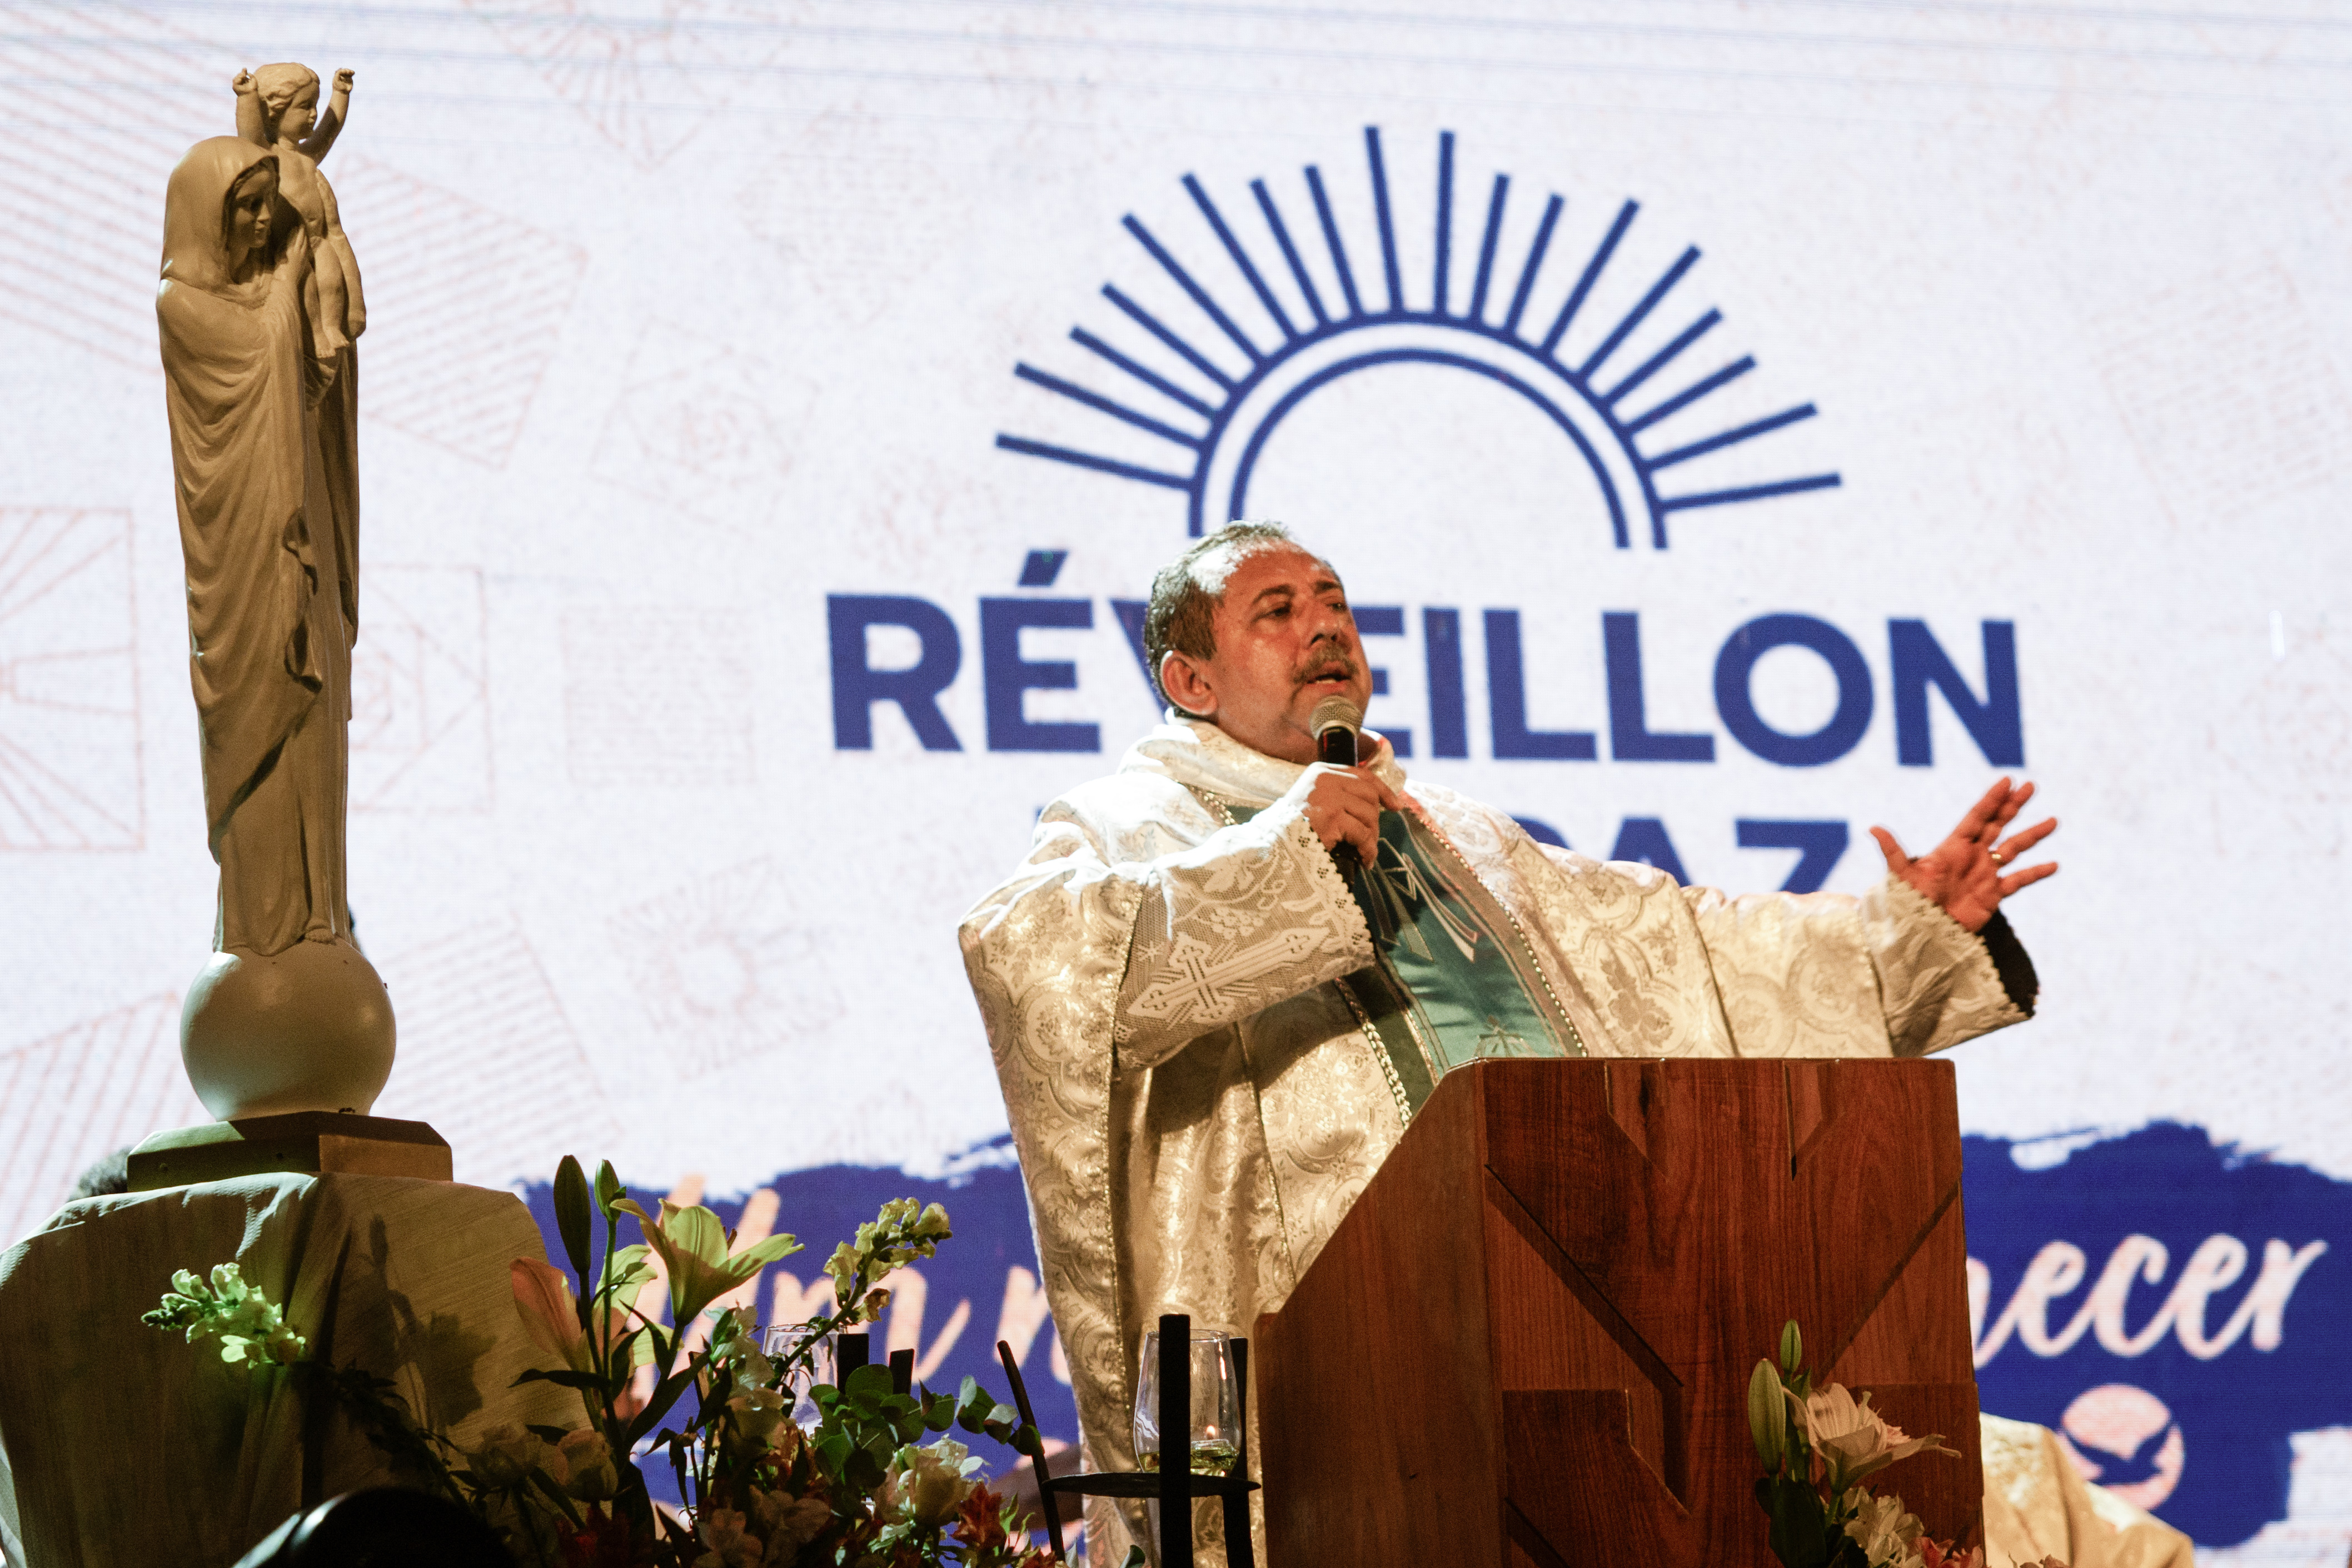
[1222,801,1586,1120]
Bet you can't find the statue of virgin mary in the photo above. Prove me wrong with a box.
[157,136,391,1120]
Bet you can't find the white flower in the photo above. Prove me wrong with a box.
[878,1436,981,1529]
[558,1428,617,1501]
[727,1385,790,1447]
[1842,1488,1926,1567]
[751,1487,831,1562]
[469,1422,547,1488]
[693,1507,765,1568]
[1794,1383,1958,1490]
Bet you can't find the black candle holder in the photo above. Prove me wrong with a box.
[999,1312,1258,1568]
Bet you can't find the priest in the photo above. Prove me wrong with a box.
[958,522,2056,1561]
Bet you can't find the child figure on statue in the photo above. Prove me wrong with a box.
[233,63,365,366]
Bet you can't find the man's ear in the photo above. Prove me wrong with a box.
[1159,651,1217,718]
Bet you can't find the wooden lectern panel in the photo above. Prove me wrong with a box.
[1255,1059,1980,1566]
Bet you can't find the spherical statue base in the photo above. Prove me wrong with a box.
[180,940,397,1121]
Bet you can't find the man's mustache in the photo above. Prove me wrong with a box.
[1294,656,1359,688]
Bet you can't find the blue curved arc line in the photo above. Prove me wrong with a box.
[1223,346,1631,551]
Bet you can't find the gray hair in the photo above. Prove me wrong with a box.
[1143,521,1308,711]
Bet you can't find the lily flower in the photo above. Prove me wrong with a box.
[1791,1382,1957,1491]
[510,1251,660,1375]
[615,1199,801,1327]
[511,1257,589,1371]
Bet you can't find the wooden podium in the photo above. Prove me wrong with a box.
[1254,1058,1981,1565]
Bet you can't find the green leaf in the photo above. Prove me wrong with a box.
[1779,1320,1803,1377]
[843,1363,895,1400]
[623,1364,702,1446]
[1761,1474,1831,1568]
[735,1232,803,1270]
[511,1368,607,1392]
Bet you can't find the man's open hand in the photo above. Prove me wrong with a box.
[1284,763,1402,863]
[1870,777,2058,933]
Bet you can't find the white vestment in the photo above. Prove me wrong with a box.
[959,717,2031,1560]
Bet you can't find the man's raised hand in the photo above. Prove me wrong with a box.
[1286,763,1401,864]
[1869,777,2058,933]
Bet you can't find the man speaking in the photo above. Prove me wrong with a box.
[959,522,2055,1561]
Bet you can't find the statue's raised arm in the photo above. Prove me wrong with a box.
[298,67,353,161]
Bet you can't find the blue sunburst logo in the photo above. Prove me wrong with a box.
[998,127,1839,548]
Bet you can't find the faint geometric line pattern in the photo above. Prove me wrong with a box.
[0,1,218,364]
[0,508,143,850]
[2091,260,2352,526]
[589,319,802,526]
[738,127,975,329]
[332,157,589,468]
[351,565,493,814]
[459,0,784,170]
[371,918,615,1187]
[562,608,756,787]
[0,995,203,1247]
[610,858,845,1080]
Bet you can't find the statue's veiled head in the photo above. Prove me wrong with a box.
[161,137,282,293]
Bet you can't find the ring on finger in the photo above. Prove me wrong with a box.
[1988,848,2008,866]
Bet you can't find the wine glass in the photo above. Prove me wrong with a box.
[761,1321,838,1427]
[1133,1326,1242,1476]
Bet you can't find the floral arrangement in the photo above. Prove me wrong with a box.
[146,1156,1061,1568]
[1745,1319,2034,1568]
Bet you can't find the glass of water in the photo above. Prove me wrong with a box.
[762,1321,838,1428]
[1133,1326,1241,1476]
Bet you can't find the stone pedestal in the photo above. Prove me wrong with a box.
[128,1113,451,1191]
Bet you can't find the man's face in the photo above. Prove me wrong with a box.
[1162,543,1373,765]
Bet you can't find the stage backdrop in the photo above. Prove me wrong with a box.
[1,1,2346,1554]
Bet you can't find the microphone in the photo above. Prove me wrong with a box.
[1310,696,1362,768]
[1307,696,1396,945]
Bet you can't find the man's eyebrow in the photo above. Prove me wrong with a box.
[1248,583,1297,608]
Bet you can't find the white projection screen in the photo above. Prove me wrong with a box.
[2,2,2348,1555]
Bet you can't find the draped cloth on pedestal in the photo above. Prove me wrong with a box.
[0,1175,573,1567]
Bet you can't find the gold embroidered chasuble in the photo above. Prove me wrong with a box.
[957,717,2029,1560]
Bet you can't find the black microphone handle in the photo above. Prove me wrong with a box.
[1317,725,1358,768]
